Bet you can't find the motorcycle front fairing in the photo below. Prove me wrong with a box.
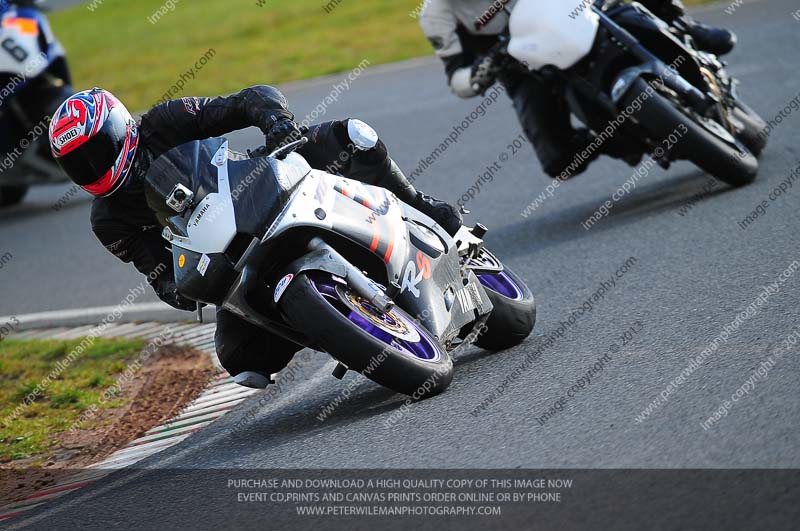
[145,138,301,306]
[0,5,70,103]
[260,156,493,344]
[0,5,71,186]
[146,139,491,344]
[144,138,226,228]
[508,0,599,71]
[0,6,57,84]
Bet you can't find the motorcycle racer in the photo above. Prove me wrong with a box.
[420,0,737,178]
[48,85,462,388]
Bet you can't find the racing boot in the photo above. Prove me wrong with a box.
[644,0,736,55]
[409,191,464,237]
[384,160,463,236]
[684,19,737,56]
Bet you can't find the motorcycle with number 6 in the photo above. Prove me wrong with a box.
[0,0,72,207]
[143,137,536,397]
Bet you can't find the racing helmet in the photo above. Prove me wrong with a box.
[49,88,139,197]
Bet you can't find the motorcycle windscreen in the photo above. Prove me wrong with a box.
[227,154,299,240]
[144,138,225,220]
[507,0,599,71]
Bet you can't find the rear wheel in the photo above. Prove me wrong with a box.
[470,250,536,351]
[0,186,28,207]
[280,272,453,397]
[731,101,768,157]
[623,78,758,187]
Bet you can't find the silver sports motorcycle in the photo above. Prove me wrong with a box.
[143,137,536,397]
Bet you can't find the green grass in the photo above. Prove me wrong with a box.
[50,0,716,112]
[50,0,433,111]
[0,337,145,463]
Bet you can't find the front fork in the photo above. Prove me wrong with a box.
[596,6,713,115]
[307,237,394,313]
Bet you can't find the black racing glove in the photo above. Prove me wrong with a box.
[470,54,498,95]
[411,192,463,236]
[155,280,196,312]
[265,119,304,155]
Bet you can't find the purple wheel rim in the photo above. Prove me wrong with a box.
[310,276,441,362]
[477,270,524,301]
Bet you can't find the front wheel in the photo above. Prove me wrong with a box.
[280,273,453,397]
[470,250,536,351]
[623,78,758,187]
[0,186,28,207]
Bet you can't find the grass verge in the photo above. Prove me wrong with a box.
[1,337,215,505]
[50,0,432,111]
[0,337,145,463]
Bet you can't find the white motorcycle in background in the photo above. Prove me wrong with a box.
[0,0,72,207]
[499,0,766,186]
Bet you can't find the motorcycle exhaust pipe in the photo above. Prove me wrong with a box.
[308,237,394,314]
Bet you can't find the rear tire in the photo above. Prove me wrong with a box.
[623,78,758,187]
[731,101,768,157]
[0,186,28,207]
[280,272,453,398]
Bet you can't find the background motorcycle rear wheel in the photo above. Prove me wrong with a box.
[280,272,453,398]
[623,78,758,187]
[731,101,768,157]
[0,186,28,207]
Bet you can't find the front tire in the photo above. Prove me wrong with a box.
[471,252,536,351]
[623,78,758,187]
[280,272,453,397]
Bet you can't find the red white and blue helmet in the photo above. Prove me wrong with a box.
[49,88,139,197]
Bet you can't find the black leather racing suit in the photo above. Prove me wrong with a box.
[90,85,435,378]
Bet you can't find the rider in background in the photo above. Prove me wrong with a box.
[420,0,737,179]
[48,86,462,388]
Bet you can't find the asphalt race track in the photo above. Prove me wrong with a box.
[1,0,799,528]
